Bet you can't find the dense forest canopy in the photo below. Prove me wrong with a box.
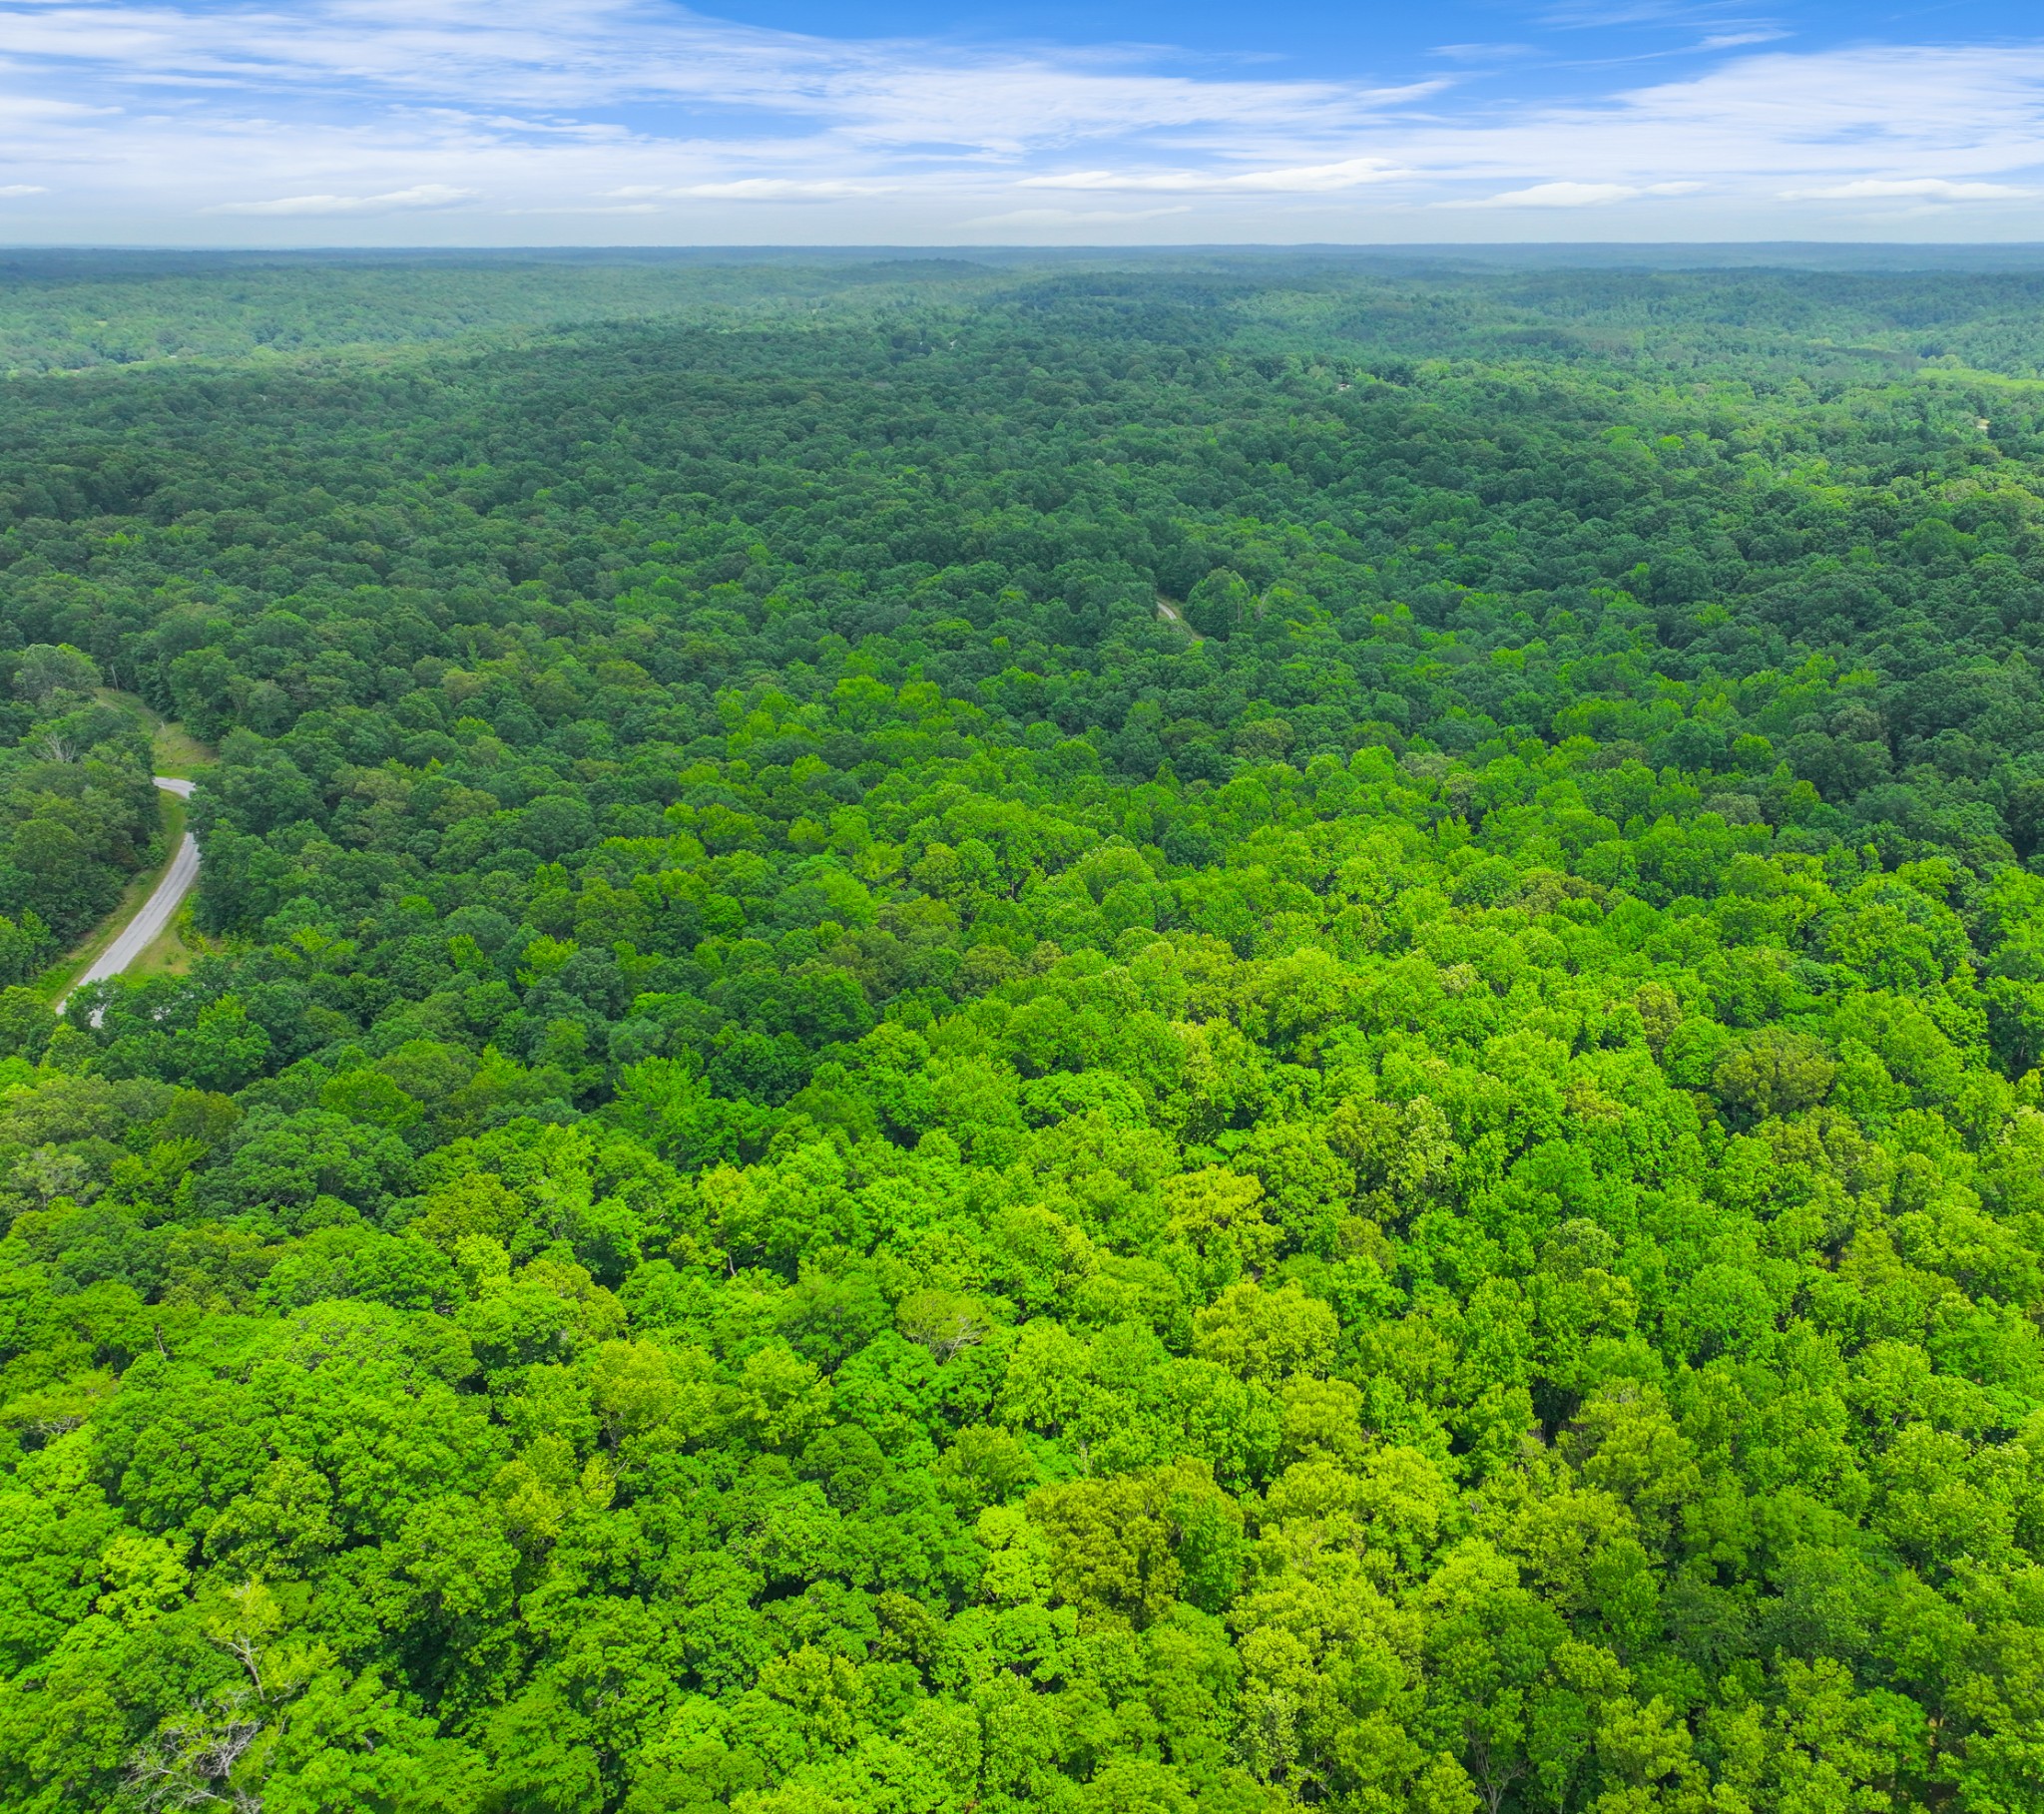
[4,250,2044,1813]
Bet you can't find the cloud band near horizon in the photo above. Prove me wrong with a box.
[4,0,2044,243]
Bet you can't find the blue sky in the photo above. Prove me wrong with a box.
[6,0,2044,243]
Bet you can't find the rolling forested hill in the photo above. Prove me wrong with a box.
[4,251,2044,1814]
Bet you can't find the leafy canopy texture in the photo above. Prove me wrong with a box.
[5,255,2044,1813]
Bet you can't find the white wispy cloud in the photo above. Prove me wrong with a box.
[632,179,897,201]
[1020,158,1413,194]
[1781,177,2035,202]
[1540,0,1763,27]
[1441,180,1704,208]
[1374,43,2044,213]
[208,184,477,216]
[0,1,2036,240]
[1445,181,1642,208]
[1551,44,2044,178]
[966,206,1195,227]
[0,0,1414,153]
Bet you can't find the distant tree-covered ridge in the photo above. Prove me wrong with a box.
[2,261,2044,1813]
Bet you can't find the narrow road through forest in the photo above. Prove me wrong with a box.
[57,776,199,1013]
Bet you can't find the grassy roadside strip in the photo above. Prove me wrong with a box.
[131,899,211,982]
[33,786,186,1004]
[149,719,213,778]
[33,706,218,1002]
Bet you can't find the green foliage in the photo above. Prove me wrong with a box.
[5,253,2044,1812]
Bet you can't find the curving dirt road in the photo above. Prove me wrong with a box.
[57,777,199,1014]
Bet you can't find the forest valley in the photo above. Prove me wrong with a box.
[0,252,2043,1813]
